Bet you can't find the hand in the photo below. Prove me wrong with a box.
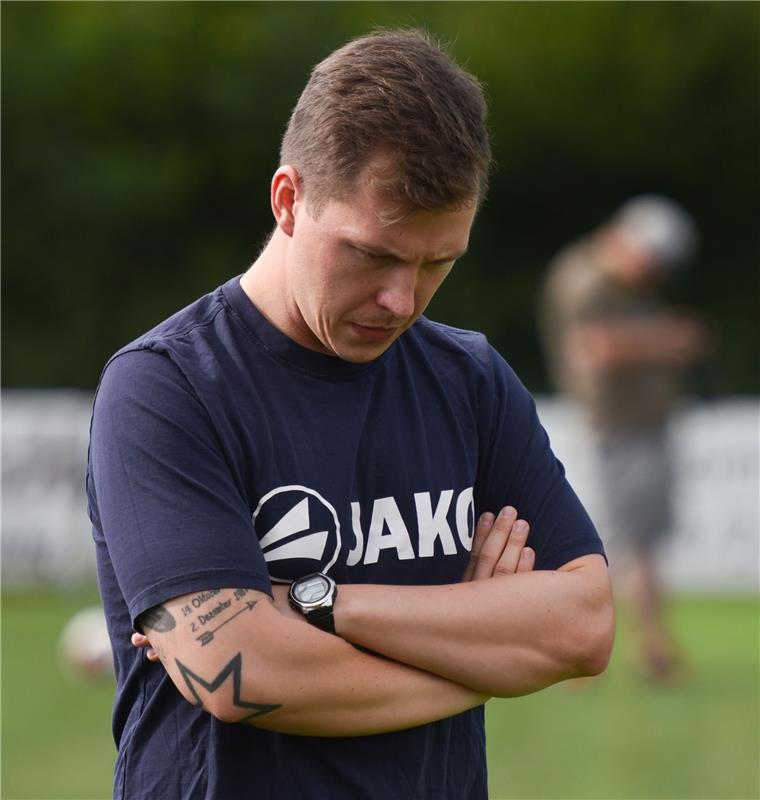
[131,631,160,663]
[461,506,534,582]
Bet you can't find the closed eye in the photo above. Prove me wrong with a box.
[349,242,465,267]
[352,246,393,263]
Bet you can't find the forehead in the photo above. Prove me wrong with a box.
[315,186,476,262]
[307,150,476,256]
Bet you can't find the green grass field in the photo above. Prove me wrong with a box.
[2,589,758,800]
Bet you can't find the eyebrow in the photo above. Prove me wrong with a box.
[348,239,468,265]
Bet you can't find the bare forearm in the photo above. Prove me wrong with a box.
[574,316,707,369]
[237,617,486,736]
[334,557,614,697]
[142,589,485,738]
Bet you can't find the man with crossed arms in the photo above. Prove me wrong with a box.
[88,28,614,800]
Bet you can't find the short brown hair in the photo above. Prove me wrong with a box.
[280,28,492,221]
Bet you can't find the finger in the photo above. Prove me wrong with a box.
[471,506,517,580]
[494,519,531,576]
[516,546,535,573]
[462,512,495,581]
[130,631,161,663]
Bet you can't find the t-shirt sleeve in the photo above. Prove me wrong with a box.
[474,347,606,570]
[87,347,272,626]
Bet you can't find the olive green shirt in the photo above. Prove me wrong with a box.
[539,238,683,433]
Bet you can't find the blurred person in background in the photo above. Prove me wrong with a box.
[539,195,711,682]
[88,28,613,800]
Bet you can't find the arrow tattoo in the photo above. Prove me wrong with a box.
[196,600,258,647]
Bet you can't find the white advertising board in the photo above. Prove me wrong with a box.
[2,391,757,591]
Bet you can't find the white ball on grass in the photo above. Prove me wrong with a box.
[58,606,114,681]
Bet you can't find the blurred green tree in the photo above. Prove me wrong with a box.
[2,2,758,391]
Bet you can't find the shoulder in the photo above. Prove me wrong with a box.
[113,284,228,362]
[410,316,524,377]
[94,285,234,419]
[403,316,527,403]
[406,316,494,371]
[97,280,241,393]
[546,239,594,287]
[543,238,606,313]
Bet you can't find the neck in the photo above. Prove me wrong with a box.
[240,228,328,354]
[240,227,291,328]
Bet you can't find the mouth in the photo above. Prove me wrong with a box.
[349,322,399,341]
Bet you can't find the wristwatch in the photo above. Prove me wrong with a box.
[288,572,338,634]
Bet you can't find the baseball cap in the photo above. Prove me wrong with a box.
[611,194,699,268]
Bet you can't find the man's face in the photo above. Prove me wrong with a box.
[282,168,476,363]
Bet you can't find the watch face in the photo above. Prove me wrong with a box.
[293,575,329,604]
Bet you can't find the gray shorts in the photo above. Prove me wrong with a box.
[594,430,673,553]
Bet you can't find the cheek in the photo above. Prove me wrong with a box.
[321,260,372,304]
[292,242,333,299]
[299,257,367,321]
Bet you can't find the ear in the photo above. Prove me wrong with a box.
[271,166,303,237]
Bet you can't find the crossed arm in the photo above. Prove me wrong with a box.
[133,508,614,737]
[565,312,709,372]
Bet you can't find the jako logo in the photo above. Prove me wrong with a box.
[253,485,341,583]
[253,485,475,582]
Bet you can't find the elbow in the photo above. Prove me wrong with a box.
[213,706,253,725]
[208,673,282,725]
[574,603,616,677]
[565,560,616,678]
[181,688,246,724]
[578,633,614,678]
[208,692,281,726]
[209,698,243,724]
[173,655,281,725]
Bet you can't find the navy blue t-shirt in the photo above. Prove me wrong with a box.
[87,275,604,799]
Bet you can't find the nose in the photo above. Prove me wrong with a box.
[375,267,417,320]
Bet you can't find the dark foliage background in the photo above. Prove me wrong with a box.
[3,2,758,392]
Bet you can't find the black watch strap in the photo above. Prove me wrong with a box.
[307,605,336,634]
